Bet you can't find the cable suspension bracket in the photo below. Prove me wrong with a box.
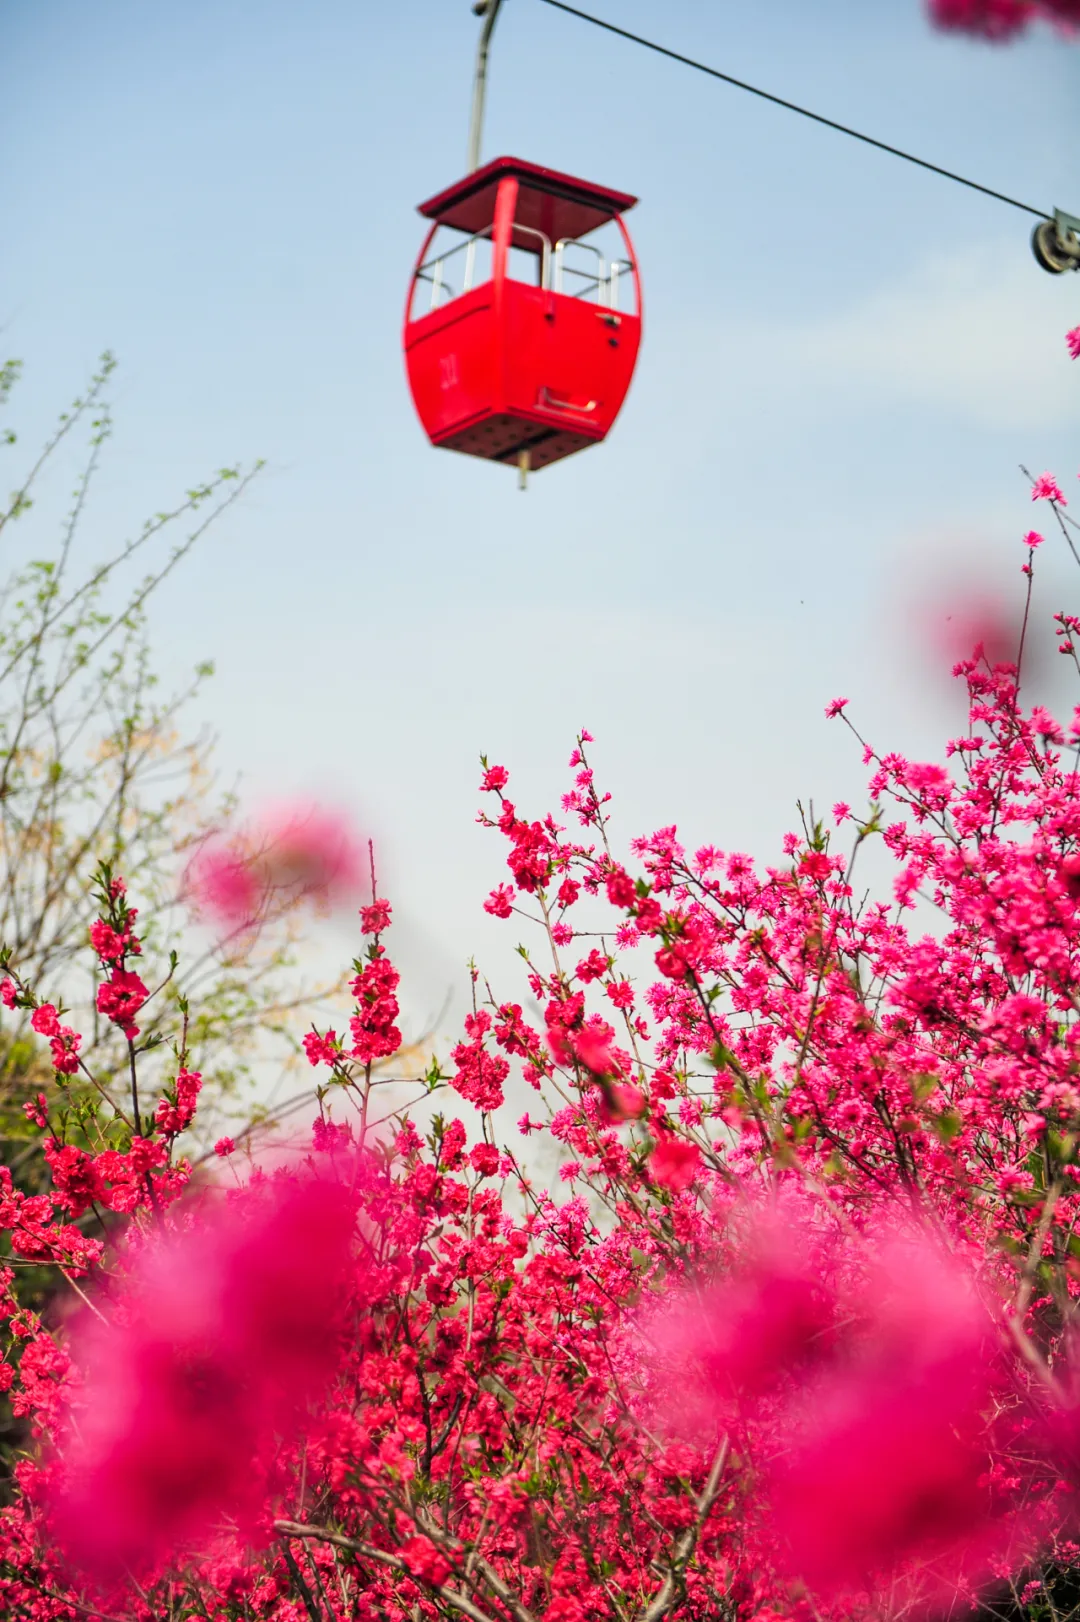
[467,0,507,173]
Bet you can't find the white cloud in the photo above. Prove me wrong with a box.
[760,246,1077,431]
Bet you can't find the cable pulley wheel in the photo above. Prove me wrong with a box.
[1031,218,1080,274]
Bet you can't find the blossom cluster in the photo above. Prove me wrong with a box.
[6,493,1080,1620]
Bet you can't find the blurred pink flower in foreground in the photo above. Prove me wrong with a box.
[648,1138,700,1191]
[907,554,1052,690]
[187,803,365,927]
[642,1225,1024,1609]
[932,591,1022,671]
[929,0,1080,36]
[770,1242,1018,1608]
[928,0,1034,37]
[49,1171,355,1582]
[642,1237,834,1439]
[691,1264,831,1403]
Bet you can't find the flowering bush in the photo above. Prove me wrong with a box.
[1,467,1080,1619]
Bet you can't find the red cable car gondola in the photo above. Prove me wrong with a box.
[404,157,642,480]
[403,1,642,482]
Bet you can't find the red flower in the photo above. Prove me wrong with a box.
[655,947,688,981]
[154,1070,202,1136]
[49,1030,81,1077]
[30,1004,61,1038]
[1032,472,1066,504]
[468,1142,501,1179]
[96,969,149,1039]
[606,870,637,908]
[771,1269,1009,1603]
[50,1171,356,1580]
[484,884,515,919]
[90,919,132,962]
[401,1533,452,1588]
[649,1139,700,1191]
[302,1029,340,1068]
[1062,854,1080,899]
[359,898,392,934]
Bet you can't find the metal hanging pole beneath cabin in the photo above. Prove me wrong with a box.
[467,0,506,172]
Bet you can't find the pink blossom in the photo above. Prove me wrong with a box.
[648,1139,700,1191]
[469,1142,501,1178]
[655,946,688,981]
[0,978,16,1009]
[96,969,148,1040]
[312,1116,351,1153]
[610,1084,647,1120]
[931,591,1023,671]
[348,948,401,1065]
[772,1364,1002,1601]
[644,1242,834,1443]
[1061,854,1080,899]
[188,804,364,927]
[567,1023,619,1077]
[450,1012,508,1111]
[49,1030,81,1077]
[606,869,637,908]
[401,1533,452,1587]
[484,884,515,919]
[89,919,134,962]
[1025,529,1045,548]
[302,1028,340,1068]
[258,804,363,897]
[23,1092,48,1129]
[359,898,392,934]
[1068,325,1080,360]
[49,1171,355,1580]
[1032,472,1066,504]
[154,1070,202,1136]
[213,1137,235,1157]
[928,0,1080,33]
[824,697,849,719]
[928,0,1034,36]
[769,1246,1014,1605]
[575,949,609,984]
[30,1004,61,1039]
[187,841,260,925]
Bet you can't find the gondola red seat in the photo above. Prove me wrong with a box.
[404,156,642,475]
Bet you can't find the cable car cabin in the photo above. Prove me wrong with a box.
[404,156,642,476]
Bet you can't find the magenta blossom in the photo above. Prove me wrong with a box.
[648,1139,700,1191]
[644,1239,835,1438]
[49,1170,355,1582]
[928,0,1080,35]
[1031,472,1067,505]
[188,803,365,927]
[769,1243,1018,1607]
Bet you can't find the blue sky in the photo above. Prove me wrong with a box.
[3,0,1079,1031]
